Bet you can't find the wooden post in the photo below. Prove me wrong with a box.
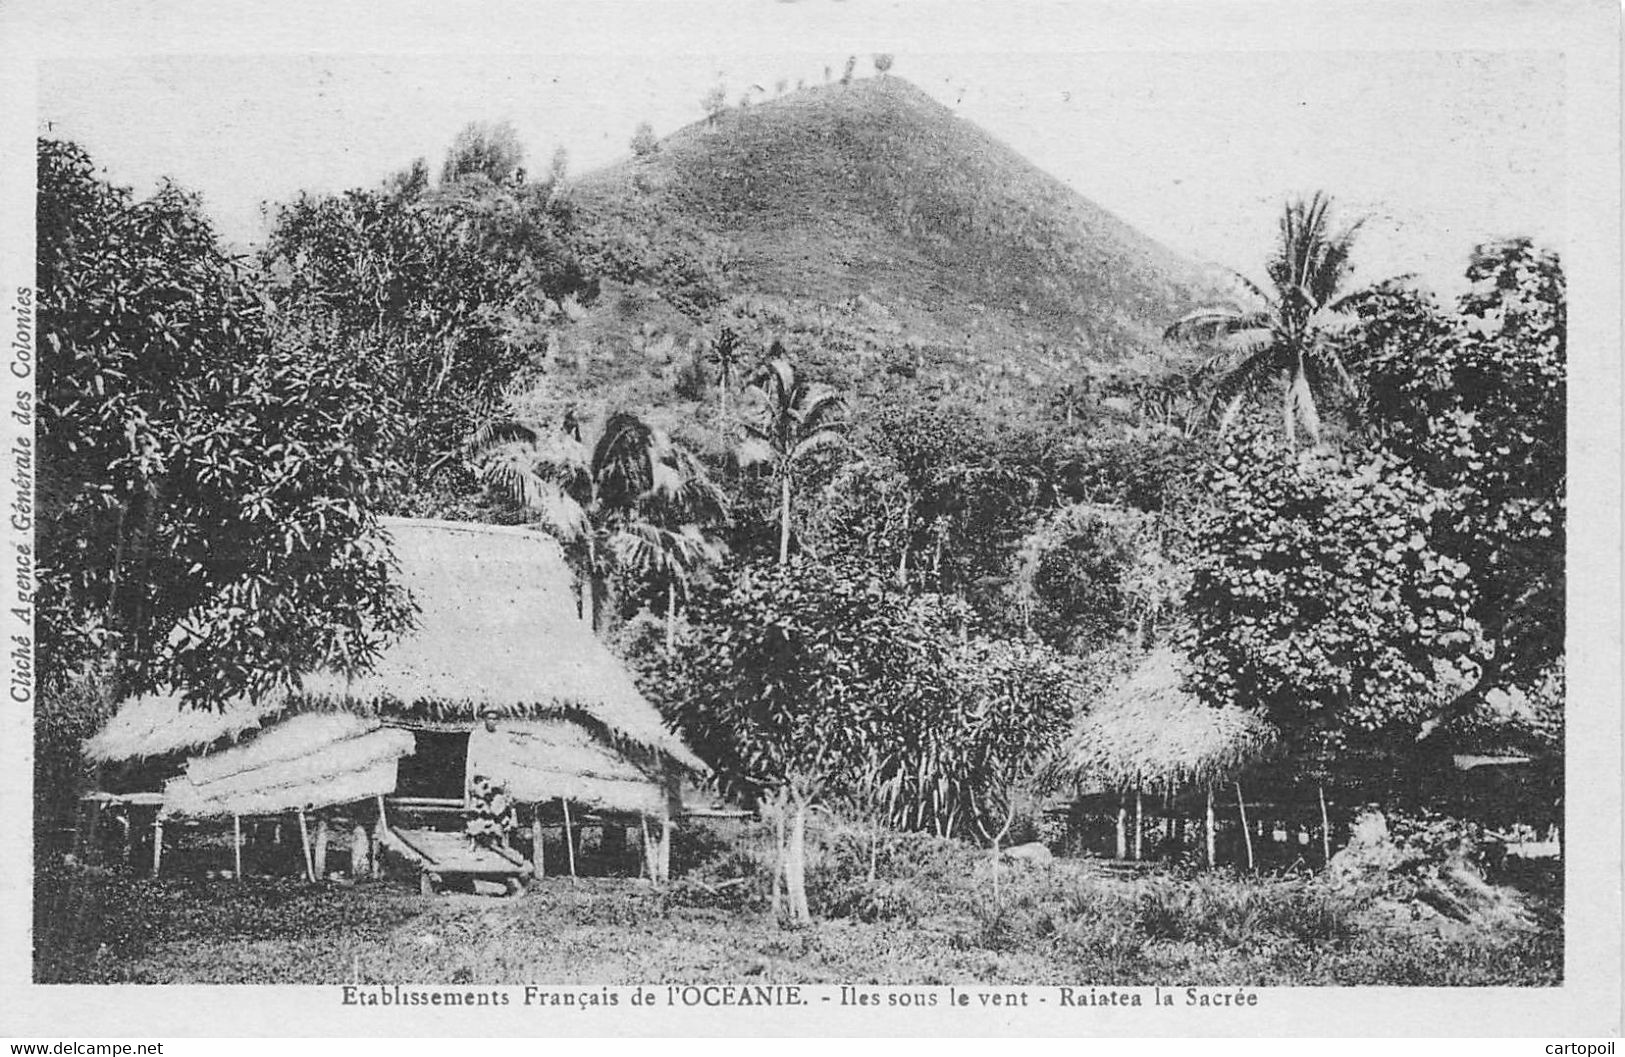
[150,816,164,878]
[1318,785,1332,866]
[1133,789,1143,861]
[233,814,243,881]
[1114,795,1127,859]
[1235,782,1255,870]
[658,818,673,884]
[314,818,331,879]
[1203,786,1216,868]
[640,816,654,880]
[531,809,546,878]
[560,798,577,878]
[372,795,388,881]
[296,808,316,883]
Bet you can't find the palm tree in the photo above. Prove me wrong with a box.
[709,326,743,418]
[470,407,726,630]
[740,353,846,565]
[614,523,723,652]
[1165,192,1371,449]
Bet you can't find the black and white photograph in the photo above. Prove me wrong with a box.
[0,0,1618,1040]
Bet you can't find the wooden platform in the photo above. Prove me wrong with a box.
[386,825,533,895]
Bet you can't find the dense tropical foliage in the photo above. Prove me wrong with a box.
[36,140,414,706]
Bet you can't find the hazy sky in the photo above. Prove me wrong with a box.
[39,45,1563,297]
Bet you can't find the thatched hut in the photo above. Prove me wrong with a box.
[83,516,705,885]
[1046,647,1276,867]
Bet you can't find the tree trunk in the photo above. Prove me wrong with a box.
[770,803,785,919]
[785,800,811,925]
[1283,369,1298,451]
[1318,784,1332,866]
[584,536,601,630]
[897,503,910,586]
[778,476,792,565]
[1204,786,1216,868]
[1236,782,1255,870]
[665,581,677,654]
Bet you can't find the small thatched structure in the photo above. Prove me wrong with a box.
[84,517,705,879]
[1052,647,1276,796]
[1046,647,1276,866]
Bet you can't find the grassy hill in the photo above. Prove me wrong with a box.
[553,75,1218,420]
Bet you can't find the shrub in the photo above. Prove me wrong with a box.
[36,678,113,837]
[630,122,659,158]
[1259,885,1357,946]
[1131,873,1356,950]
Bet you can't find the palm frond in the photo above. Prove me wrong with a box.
[795,389,845,435]
[1164,305,1249,343]
[1228,269,1276,307]
[749,357,796,405]
[474,455,588,540]
[464,419,541,454]
[790,428,846,463]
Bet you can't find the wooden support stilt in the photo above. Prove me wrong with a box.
[233,814,243,881]
[658,818,673,884]
[296,809,316,883]
[1114,796,1127,859]
[639,817,656,880]
[1204,786,1216,868]
[1235,782,1254,870]
[314,818,330,879]
[560,798,577,878]
[150,817,164,878]
[371,795,388,880]
[1133,789,1143,861]
[531,809,546,878]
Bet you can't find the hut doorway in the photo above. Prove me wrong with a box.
[395,731,471,800]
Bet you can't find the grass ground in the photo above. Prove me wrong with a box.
[34,824,1560,987]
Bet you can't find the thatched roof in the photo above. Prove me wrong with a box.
[468,720,676,816]
[162,713,414,818]
[86,517,704,774]
[1048,647,1276,793]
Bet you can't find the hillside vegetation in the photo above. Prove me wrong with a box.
[567,76,1216,412]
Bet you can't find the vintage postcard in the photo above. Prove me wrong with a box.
[0,0,1618,1040]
